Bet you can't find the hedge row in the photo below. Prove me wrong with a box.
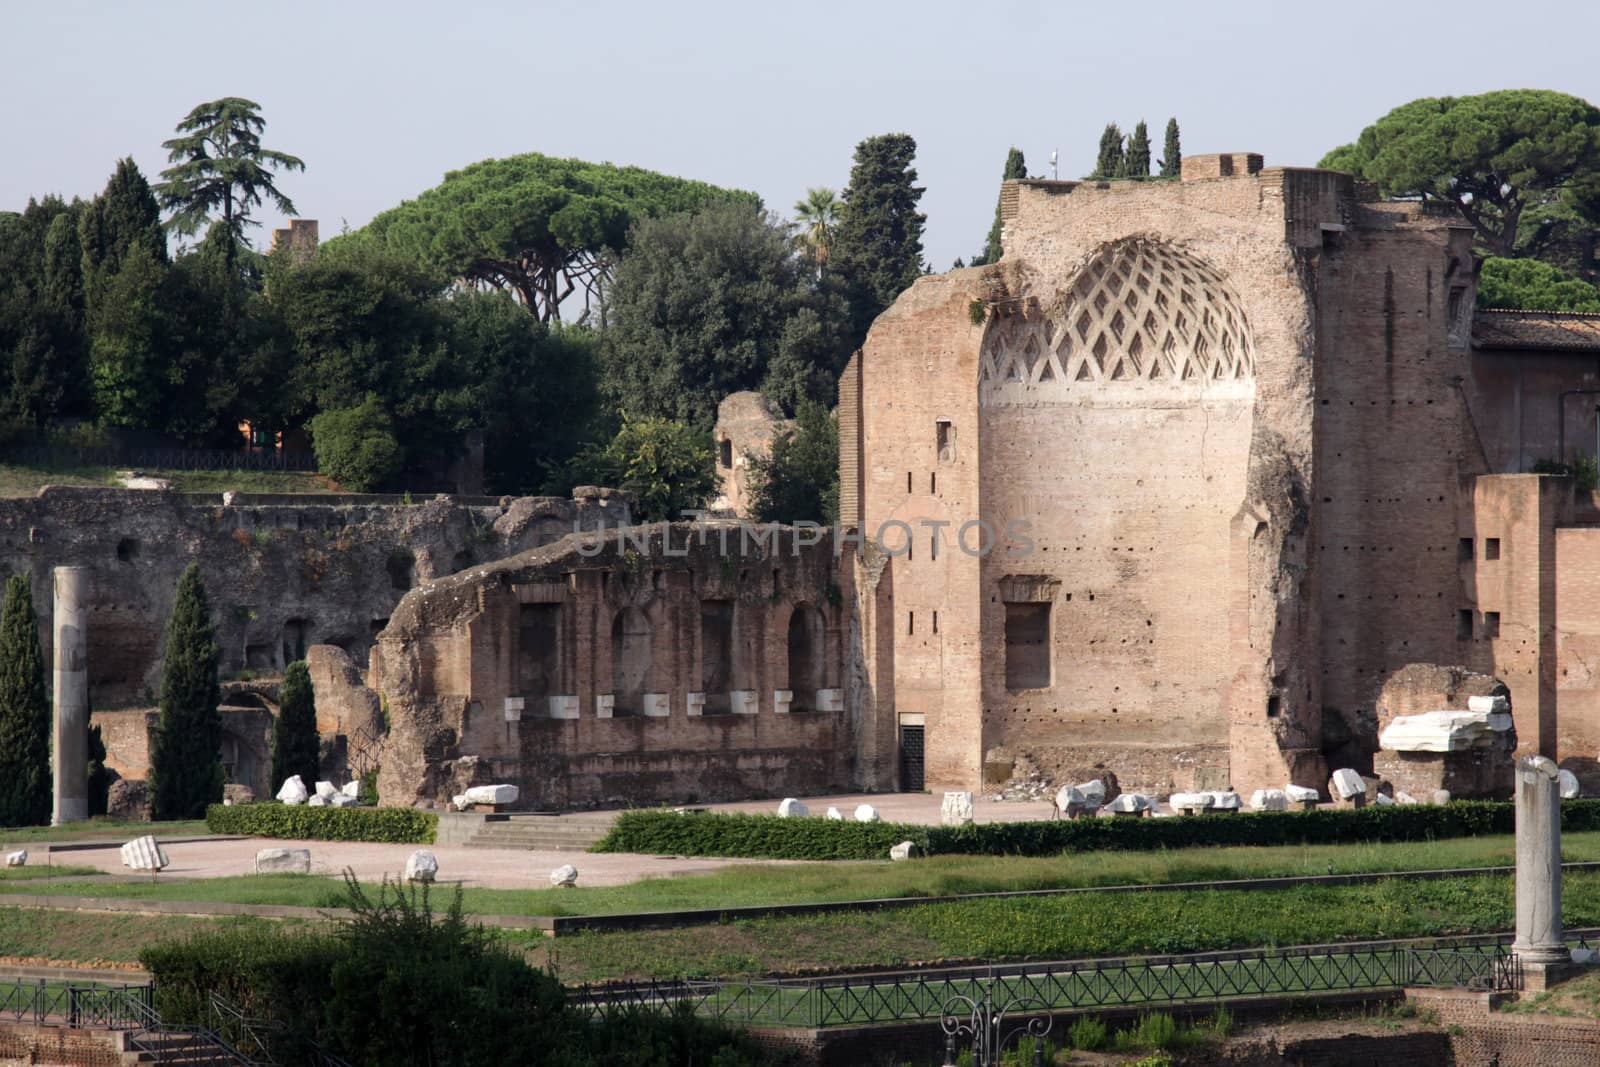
[205,802,437,844]
[591,799,1600,860]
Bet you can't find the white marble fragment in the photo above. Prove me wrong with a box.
[854,803,880,823]
[1379,710,1505,753]
[121,836,169,871]
[451,794,470,812]
[329,794,360,808]
[1330,769,1365,799]
[1250,789,1288,812]
[940,792,974,826]
[1285,784,1321,804]
[341,781,361,798]
[1105,793,1151,814]
[777,798,809,818]
[4,850,25,867]
[1560,769,1581,799]
[255,847,311,874]
[314,780,337,799]
[464,784,519,806]
[1055,785,1085,812]
[1208,791,1242,811]
[889,841,917,861]
[825,806,843,820]
[1396,792,1419,805]
[405,850,438,883]
[307,794,328,807]
[550,864,578,887]
[1168,792,1214,813]
[276,775,308,805]
[1074,780,1107,806]
[1433,789,1453,805]
[1374,792,1396,807]
[1467,694,1510,715]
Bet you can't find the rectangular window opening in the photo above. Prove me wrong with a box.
[1458,538,1474,563]
[719,438,733,469]
[1266,695,1281,719]
[933,610,939,634]
[907,471,912,494]
[1004,602,1051,690]
[1485,538,1501,561]
[936,419,954,463]
[1484,611,1501,639]
[908,610,915,635]
[930,471,937,495]
[930,532,938,560]
[1457,609,1474,641]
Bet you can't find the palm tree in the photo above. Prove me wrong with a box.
[793,187,839,274]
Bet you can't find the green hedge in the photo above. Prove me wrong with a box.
[592,800,1600,860]
[205,802,436,844]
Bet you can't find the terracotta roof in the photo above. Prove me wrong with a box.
[1472,309,1600,352]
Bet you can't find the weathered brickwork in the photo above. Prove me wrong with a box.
[1409,986,1600,1067]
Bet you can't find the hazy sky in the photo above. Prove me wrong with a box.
[3,0,1596,269]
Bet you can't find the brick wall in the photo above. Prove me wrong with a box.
[1410,986,1600,1067]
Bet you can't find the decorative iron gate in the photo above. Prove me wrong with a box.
[899,724,925,791]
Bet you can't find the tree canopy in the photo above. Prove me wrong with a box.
[746,400,839,525]
[563,415,716,522]
[1125,121,1152,178]
[831,133,927,347]
[156,97,304,247]
[1477,256,1600,312]
[1319,90,1600,258]
[348,154,759,322]
[0,575,50,828]
[1159,118,1182,178]
[599,200,847,425]
[1094,124,1125,179]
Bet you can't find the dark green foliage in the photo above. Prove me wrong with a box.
[0,575,50,828]
[86,242,182,429]
[205,802,437,843]
[974,148,1027,266]
[346,152,758,322]
[561,415,716,521]
[1531,455,1600,492]
[599,201,849,424]
[141,878,774,1066]
[0,198,90,427]
[1159,117,1182,178]
[271,661,319,792]
[595,800,1600,860]
[155,98,304,247]
[150,565,223,820]
[309,399,404,492]
[1095,123,1125,179]
[1125,121,1153,179]
[79,157,166,286]
[1478,256,1600,312]
[831,133,927,347]
[87,724,111,818]
[1319,90,1600,258]
[746,400,839,524]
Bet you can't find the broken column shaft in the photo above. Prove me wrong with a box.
[1513,754,1567,967]
[52,566,88,825]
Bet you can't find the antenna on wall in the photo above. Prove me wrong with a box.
[1049,150,1058,180]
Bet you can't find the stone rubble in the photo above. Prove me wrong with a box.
[1378,709,1513,753]
[825,806,843,820]
[255,848,312,875]
[1329,769,1365,800]
[940,792,974,826]
[853,804,880,823]
[276,776,308,805]
[464,784,519,806]
[1105,793,1151,815]
[4,850,25,867]
[314,781,338,799]
[1284,784,1320,804]
[120,836,168,871]
[1168,792,1214,815]
[777,798,809,818]
[550,864,579,887]
[1250,789,1288,812]
[1560,768,1581,799]
[404,850,438,884]
[889,841,917,861]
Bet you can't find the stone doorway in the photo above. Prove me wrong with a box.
[899,724,925,791]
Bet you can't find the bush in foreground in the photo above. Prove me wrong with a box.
[205,802,436,844]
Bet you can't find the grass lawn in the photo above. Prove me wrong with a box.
[2,831,1599,919]
[0,818,210,847]
[0,911,312,967]
[528,872,1600,983]
[1507,969,1600,1017]
[0,866,105,881]
[0,463,333,497]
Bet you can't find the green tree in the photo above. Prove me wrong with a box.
[1159,117,1182,178]
[79,158,166,289]
[156,97,305,249]
[1094,124,1125,179]
[974,148,1027,266]
[1319,90,1600,258]
[831,133,927,347]
[600,201,848,424]
[271,660,320,791]
[346,153,757,322]
[1125,121,1152,179]
[310,399,405,492]
[564,416,716,522]
[0,575,50,828]
[0,198,88,427]
[1477,257,1600,312]
[745,401,840,525]
[88,724,112,818]
[792,187,839,273]
[150,564,224,820]
[87,242,179,430]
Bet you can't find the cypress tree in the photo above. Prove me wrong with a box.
[1126,121,1152,179]
[87,723,111,818]
[0,575,50,828]
[79,157,166,303]
[1160,117,1183,178]
[272,659,320,791]
[831,133,927,347]
[149,564,223,820]
[1095,124,1125,179]
[975,148,1027,266]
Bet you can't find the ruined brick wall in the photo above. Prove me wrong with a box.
[1469,349,1600,473]
[0,487,624,705]
[370,523,861,808]
[1556,524,1600,787]
[1409,987,1600,1067]
[711,391,793,517]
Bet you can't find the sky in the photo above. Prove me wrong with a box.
[3,0,1597,270]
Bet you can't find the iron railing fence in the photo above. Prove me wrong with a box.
[570,931,1588,1030]
[0,980,152,1029]
[0,444,317,472]
[205,992,355,1067]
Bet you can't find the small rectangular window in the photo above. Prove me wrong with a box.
[933,610,939,634]
[908,610,915,635]
[1266,695,1281,719]
[1484,611,1501,639]
[1485,538,1501,561]
[1458,609,1474,641]
[1458,538,1474,563]
[930,471,937,494]
[719,439,733,469]
[936,419,955,462]
[930,532,938,560]
[907,471,912,494]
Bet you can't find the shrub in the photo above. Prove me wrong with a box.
[592,800,1600,860]
[1069,1016,1108,1050]
[270,661,319,793]
[310,398,404,492]
[206,802,436,844]
[1114,1012,1176,1052]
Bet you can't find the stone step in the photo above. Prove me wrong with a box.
[460,814,616,851]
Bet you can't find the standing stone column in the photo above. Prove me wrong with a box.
[1513,755,1569,968]
[51,567,88,825]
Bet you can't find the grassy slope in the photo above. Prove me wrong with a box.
[0,464,334,497]
[0,819,210,847]
[0,912,309,966]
